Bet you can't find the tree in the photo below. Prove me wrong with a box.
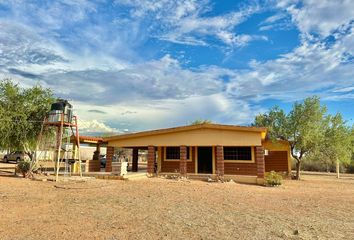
[308,114,352,177]
[254,106,287,140]
[352,126,354,160]
[0,79,54,164]
[254,96,327,180]
[190,119,213,125]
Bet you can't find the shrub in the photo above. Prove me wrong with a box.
[17,159,32,178]
[346,161,354,173]
[265,171,283,186]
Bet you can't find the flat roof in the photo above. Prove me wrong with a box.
[104,123,267,142]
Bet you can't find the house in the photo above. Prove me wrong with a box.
[103,123,291,184]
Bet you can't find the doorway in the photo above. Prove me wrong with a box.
[197,147,213,174]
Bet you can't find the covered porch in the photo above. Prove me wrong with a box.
[104,145,265,184]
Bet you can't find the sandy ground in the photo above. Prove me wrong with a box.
[0,170,354,240]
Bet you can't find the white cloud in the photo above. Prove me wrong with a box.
[264,13,286,24]
[35,54,224,104]
[78,119,119,134]
[258,12,292,31]
[279,0,354,37]
[2,0,97,30]
[73,93,263,132]
[0,0,353,132]
[116,0,263,47]
[333,86,354,93]
[225,30,354,102]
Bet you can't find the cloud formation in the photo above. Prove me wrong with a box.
[0,0,353,132]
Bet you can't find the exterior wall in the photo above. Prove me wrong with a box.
[180,146,187,176]
[147,146,155,175]
[108,128,262,147]
[223,147,257,176]
[265,151,289,172]
[224,162,257,175]
[161,146,262,177]
[160,146,196,173]
[105,146,114,172]
[85,160,100,172]
[215,146,224,176]
[255,146,265,178]
[262,139,291,173]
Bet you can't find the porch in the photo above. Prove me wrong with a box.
[103,145,266,184]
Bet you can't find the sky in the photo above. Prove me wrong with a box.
[0,0,353,134]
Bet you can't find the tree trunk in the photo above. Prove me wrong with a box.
[26,152,33,161]
[336,160,340,179]
[295,161,301,180]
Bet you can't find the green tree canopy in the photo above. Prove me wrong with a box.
[254,96,328,180]
[190,119,213,125]
[0,79,54,160]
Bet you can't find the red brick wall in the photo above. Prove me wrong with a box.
[147,146,155,175]
[265,151,288,172]
[161,146,263,176]
[256,146,265,178]
[224,148,257,175]
[216,146,224,176]
[86,160,100,172]
[180,146,187,175]
[160,147,195,173]
[224,162,258,175]
[105,146,114,172]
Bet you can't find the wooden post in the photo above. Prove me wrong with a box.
[74,116,82,178]
[336,159,340,179]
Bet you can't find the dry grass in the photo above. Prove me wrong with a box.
[0,174,354,240]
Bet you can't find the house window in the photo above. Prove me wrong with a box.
[165,147,190,160]
[224,147,252,161]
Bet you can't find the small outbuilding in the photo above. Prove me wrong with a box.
[103,123,291,184]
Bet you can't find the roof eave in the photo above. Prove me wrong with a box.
[104,124,267,142]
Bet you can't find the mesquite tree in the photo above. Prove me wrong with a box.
[0,79,54,164]
[316,114,352,178]
[254,96,327,180]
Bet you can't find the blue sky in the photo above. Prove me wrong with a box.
[0,0,353,133]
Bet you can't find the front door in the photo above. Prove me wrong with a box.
[197,147,213,174]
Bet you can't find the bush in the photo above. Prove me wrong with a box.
[265,171,283,186]
[346,161,354,173]
[17,159,32,177]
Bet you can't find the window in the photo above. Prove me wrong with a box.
[165,147,190,160]
[223,147,252,161]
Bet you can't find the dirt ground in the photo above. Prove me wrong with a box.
[0,171,354,240]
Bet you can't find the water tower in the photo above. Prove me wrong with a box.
[37,99,82,181]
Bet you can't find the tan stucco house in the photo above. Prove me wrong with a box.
[103,123,291,184]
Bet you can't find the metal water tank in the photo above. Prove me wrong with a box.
[48,99,73,123]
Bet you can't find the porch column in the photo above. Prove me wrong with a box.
[147,146,155,176]
[216,145,224,176]
[180,146,187,176]
[106,146,114,172]
[132,148,139,172]
[92,143,100,161]
[255,146,265,179]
